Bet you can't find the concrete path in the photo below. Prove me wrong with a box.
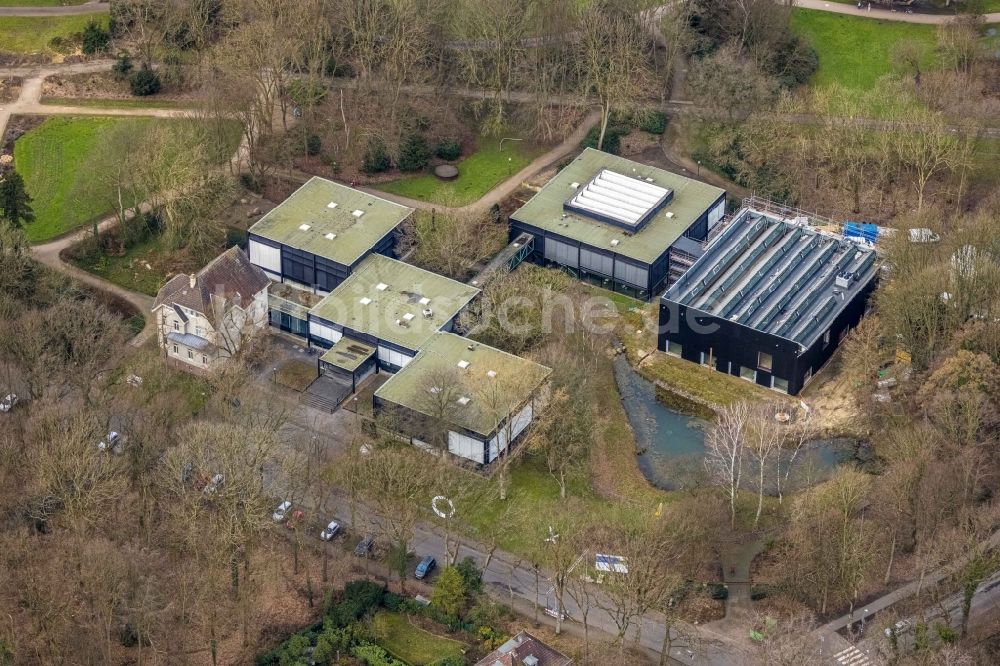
[31,211,157,347]
[792,0,1000,24]
[0,1,108,17]
[1,60,195,143]
[280,108,602,217]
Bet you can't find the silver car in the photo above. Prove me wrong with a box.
[272,501,292,522]
[0,394,18,413]
[319,520,341,541]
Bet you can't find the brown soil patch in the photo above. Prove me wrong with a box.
[1,113,45,154]
[42,71,198,102]
[0,75,21,103]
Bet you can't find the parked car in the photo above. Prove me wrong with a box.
[286,510,304,530]
[272,501,292,522]
[0,394,18,413]
[203,473,225,494]
[885,619,912,638]
[98,431,121,453]
[354,535,375,557]
[415,555,436,580]
[319,520,341,541]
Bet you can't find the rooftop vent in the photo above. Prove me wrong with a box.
[422,308,433,317]
[327,201,338,209]
[376,283,388,291]
[610,239,620,247]
[418,296,430,306]
[402,312,415,322]
[298,223,311,231]
[352,209,364,218]
[523,656,539,666]
[359,297,372,305]
[457,359,470,369]
[666,211,675,219]
[487,370,497,378]
[570,182,580,189]
[456,396,471,406]
[325,232,337,240]
[466,344,476,351]
[395,319,409,328]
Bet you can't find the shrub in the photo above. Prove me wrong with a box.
[306,134,322,157]
[455,556,483,597]
[82,20,111,55]
[637,111,667,135]
[129,65,161,96]
[431,567,467,620]
[362,137,391,175]
[111,52,133,81]
[397,133,431,172]
[581,123,628,155]
[435,139,462,161]
[351,642,406,666]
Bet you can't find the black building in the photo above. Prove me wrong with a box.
[658,207,879,395]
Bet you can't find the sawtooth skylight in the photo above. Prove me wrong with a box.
[564,169,672,230]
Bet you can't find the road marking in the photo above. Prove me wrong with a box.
[834,645,872,666]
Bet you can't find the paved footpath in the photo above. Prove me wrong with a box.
[792,0,1000,23]
[0,1,108,17]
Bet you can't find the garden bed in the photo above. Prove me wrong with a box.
[372,612,466,666]
[42,71,200,105]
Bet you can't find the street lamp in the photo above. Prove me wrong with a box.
[697,160,702,176]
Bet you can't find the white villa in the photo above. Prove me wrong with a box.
[152,247,271,372]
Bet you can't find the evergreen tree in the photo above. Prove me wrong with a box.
[397,133,431,172]
[431,566,466,619]
[0,170,34,228]
[82,20,111,55]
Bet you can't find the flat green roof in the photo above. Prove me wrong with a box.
[511,148,726,264]
[309,255,480,351]
[248,176,413,267]
[375,332,551,438]
[320,336,376,372]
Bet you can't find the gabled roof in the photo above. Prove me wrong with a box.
[309,255,479,351]
[474,631,572,666]
[153,246,270,316]
[375,333,551,438]
[248,176,413,267]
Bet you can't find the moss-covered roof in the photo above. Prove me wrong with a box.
[510,148,725,264]
[375,332,551,437]
[248,177,413,267]
[309,255,479,351]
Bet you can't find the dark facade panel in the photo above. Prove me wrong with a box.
[658,275,875,395]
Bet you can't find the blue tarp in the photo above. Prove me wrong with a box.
[843,222,880,244]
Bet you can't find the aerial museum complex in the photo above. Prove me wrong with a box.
[157,150,879,468]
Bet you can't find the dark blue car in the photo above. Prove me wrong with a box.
[415,555,436,580]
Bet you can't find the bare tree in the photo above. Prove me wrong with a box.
[704,401,750,529]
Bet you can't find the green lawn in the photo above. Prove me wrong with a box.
[0,0,89,5]
[376,137,545,206]
[0,13,107,54]
[41,97,198,110]
[372,612,465,666]
[790,8,938,91]
[70,232,171,297]
[15,116,241,242]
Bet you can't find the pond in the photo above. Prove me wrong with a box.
[612,354,861,491]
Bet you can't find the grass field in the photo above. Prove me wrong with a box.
[41,97,198,110]
[0,0,89,5]
[0,13,107,54]
[376,137,545,206]
[372,613,465,666]
[790,8,938,91]
[70,233,171,297]
[15,116,240,242]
